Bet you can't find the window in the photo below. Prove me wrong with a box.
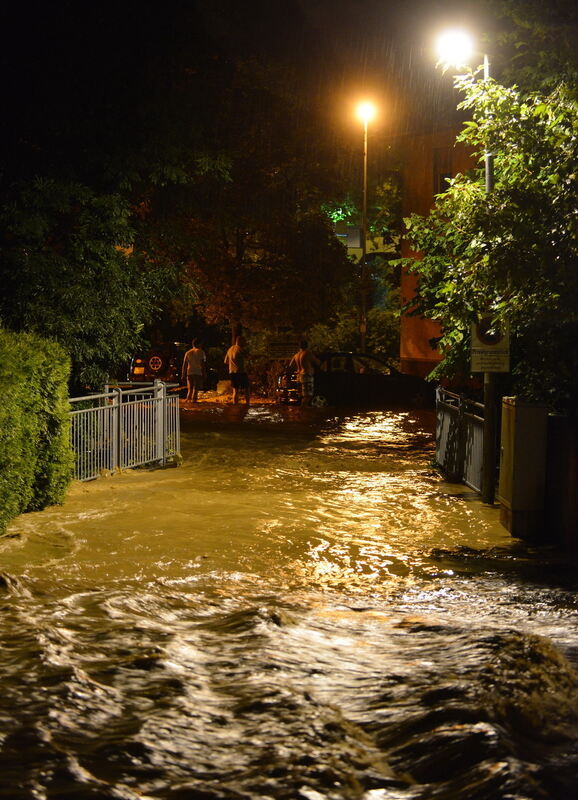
[433,146,453,197]
[437,173,453,194]
[352,355,391,375]
[328,356,350,373]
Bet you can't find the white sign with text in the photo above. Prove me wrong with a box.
[471,316,510,373]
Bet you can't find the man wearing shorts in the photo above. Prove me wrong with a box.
[224,335,250,404]
[289,339,320,406]
[181,339,206,404]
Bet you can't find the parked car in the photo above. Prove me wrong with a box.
[128,342,218,390]
[276,351,435,408]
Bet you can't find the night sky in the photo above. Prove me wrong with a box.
[0,0,488,182]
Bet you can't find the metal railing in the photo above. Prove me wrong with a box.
[69,381,180,481]
[436,388,485,493]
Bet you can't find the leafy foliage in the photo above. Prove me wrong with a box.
[485,0,578,91]
[371,176,403,247]
[307,303,400,364]
[306,248,401,364]
[188,213,352,333]
[136,48,353,337]
[315,176,402,355]
[0,329,73,535]
[0,180,166,390]
[400,71,578,410]
[322,175,402,245]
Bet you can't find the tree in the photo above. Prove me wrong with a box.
[171,211,353,335]
[319,173,403,356]
[401,71,578,411]
[135,48,354,338]
[0,179,166,389]
[0,1,353,382]
[484,0,578,91]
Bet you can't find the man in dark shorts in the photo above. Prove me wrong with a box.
[224,335,250,404]
[289,339,320,406]
[181,338,206,405]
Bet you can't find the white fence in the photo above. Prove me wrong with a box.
[436,388,485,493]
[69,382,180,481]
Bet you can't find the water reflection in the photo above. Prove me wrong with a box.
[1,408,577,799]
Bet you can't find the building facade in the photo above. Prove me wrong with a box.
[397,128,473,377]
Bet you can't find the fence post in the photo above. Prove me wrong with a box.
[457,394,466,482]
[112,386,122,471]
[154,380,166,464]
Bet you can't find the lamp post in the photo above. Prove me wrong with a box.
[356,101,376,353]
[436,30,497,505]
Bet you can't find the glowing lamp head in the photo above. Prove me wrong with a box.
[356,101,376,124]
[436,28,474,68]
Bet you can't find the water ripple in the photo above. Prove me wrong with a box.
[1,409,577,799]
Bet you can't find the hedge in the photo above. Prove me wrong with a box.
[0,329,74,535]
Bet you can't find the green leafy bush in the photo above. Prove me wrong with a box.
[400,75,578,410]
[0,329,73,535]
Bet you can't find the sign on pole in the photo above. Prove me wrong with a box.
[471,316,510,373]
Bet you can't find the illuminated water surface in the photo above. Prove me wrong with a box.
[1,407,577,799]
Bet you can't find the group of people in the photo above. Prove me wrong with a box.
[181,336,251,406]
[181,336,319,406]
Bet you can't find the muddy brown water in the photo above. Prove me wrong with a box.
[1,405,578,799]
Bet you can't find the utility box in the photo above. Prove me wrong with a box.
[498,397,548,539]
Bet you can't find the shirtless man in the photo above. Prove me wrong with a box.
[289,340,320,406]
[224,336,250,404]
[181,339,206,404]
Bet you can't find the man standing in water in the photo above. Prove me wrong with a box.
[224,335,250,404]
[181,338,206,405]
[289,339,320,406]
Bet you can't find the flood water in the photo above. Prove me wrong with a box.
[1,406,578,800]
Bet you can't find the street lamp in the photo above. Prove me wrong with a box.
[436,29,494,191]
[435,28,474,68]
[436,29,497,505]
[356,100,376,353]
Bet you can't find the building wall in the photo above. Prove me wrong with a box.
[398,128,473,377]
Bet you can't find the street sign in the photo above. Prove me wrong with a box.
[471,316,510,373]
[334,224,361,248]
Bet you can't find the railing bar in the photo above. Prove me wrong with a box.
[438,389,461,401]
[464,412,484,423]
[437,401,460,413]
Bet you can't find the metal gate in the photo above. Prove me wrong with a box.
[436,388,484,493]
[69,382,180,481]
